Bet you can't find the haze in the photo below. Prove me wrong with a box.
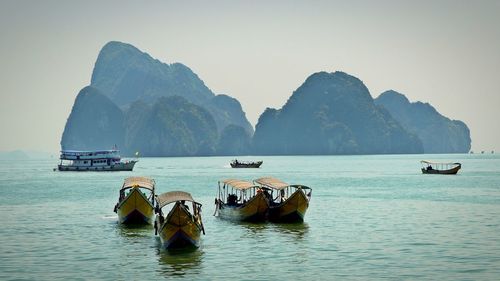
[1,0,499,154]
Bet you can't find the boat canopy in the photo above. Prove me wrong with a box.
[122,177,155,191]
[254,177,311,190]
[61,150,118,155]
[420,161,461,166]
[254,177,289,190]
[156,191,200,209]
[219,179,259,190]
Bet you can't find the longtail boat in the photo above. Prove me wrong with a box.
[114,177,155,224]
[254,177,312,223]
[215,179,271,222]
[154,191,205,249]
[230,159,263,168]
[421,161,461,175]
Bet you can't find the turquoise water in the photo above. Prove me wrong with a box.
[0,154,499,280]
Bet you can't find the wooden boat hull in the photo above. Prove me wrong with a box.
[230,161,263,168]
[58,161,136,171]
[217,192,269,222]
[269,189,309,223]
[421,165,461,175]
[117,188,154,224]
[157,203,202,249]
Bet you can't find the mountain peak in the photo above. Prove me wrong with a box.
[253,71,423,155]
[377,90,410,104]
[375,90,471,153]
[304,71,363,86]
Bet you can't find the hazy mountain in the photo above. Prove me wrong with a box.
[216,125,252,155]
[61,86,125,151]
[374,90,471,153]
[90,41,253,135]
[253,71,424,155]
[123,96,218,156]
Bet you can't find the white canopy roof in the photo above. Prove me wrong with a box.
[122,177,155,191]
[219,179,259,190]
[254,177,289,190]
[156,191,200,209]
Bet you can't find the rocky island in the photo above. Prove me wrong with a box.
[61,42,471,156]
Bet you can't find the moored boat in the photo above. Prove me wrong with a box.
[114,177,156,224]
[254,177,312,223]
[154,191,205,249]
[230,159,263,168]
[215,179,271,222]
[57,149,137,171]
[421,161,461,175]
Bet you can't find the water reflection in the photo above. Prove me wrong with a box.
[156,243,203,276]
[239,222,268,232]
[238,222,270,241]
[270,222,310,241]
[116,223,154,239]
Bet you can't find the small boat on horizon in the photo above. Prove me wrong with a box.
[421,161,461,175]
[154,191,205,249]
[114,177,156,224]
[230,159,263,168]
[215,179,271,222]
[254,177,312,223]
[57,149,137,171]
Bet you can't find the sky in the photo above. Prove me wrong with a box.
[1,0,499,154]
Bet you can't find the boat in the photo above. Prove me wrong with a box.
[230,159,263,168]
[57,149,137,171]
[154,191,205,249]
[114,177,156,224]
[214,179,271,222]
[254,177,312,223]
[421,161,461,175]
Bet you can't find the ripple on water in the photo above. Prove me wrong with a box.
[1,155,500,280]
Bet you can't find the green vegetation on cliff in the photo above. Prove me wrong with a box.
[375,90,471,153]
[253,72,424,155]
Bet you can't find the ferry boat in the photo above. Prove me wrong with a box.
[57,150,137,171]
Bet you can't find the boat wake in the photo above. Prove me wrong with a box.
[102,215,117,220]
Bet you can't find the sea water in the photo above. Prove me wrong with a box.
[0,154,499,280]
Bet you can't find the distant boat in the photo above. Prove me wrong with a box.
[114,177,155,224]
[215,179,270,222]
[154,191,205,249]
[230,159,263,168]
[420,161,461,175]
[57,149,137,171]
[254,177,312,223]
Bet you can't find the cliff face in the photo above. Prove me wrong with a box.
[216,125,252,156]
[60,86,125,150]
[61,41,471,156]
[90,41,253,135]
[61,41,254,156]
[375,90,471,153]
[123,96,218,157]
[253,72,424,155]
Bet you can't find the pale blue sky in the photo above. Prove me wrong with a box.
[1,0,499,153]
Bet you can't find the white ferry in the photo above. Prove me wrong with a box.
[57,150,137,171]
